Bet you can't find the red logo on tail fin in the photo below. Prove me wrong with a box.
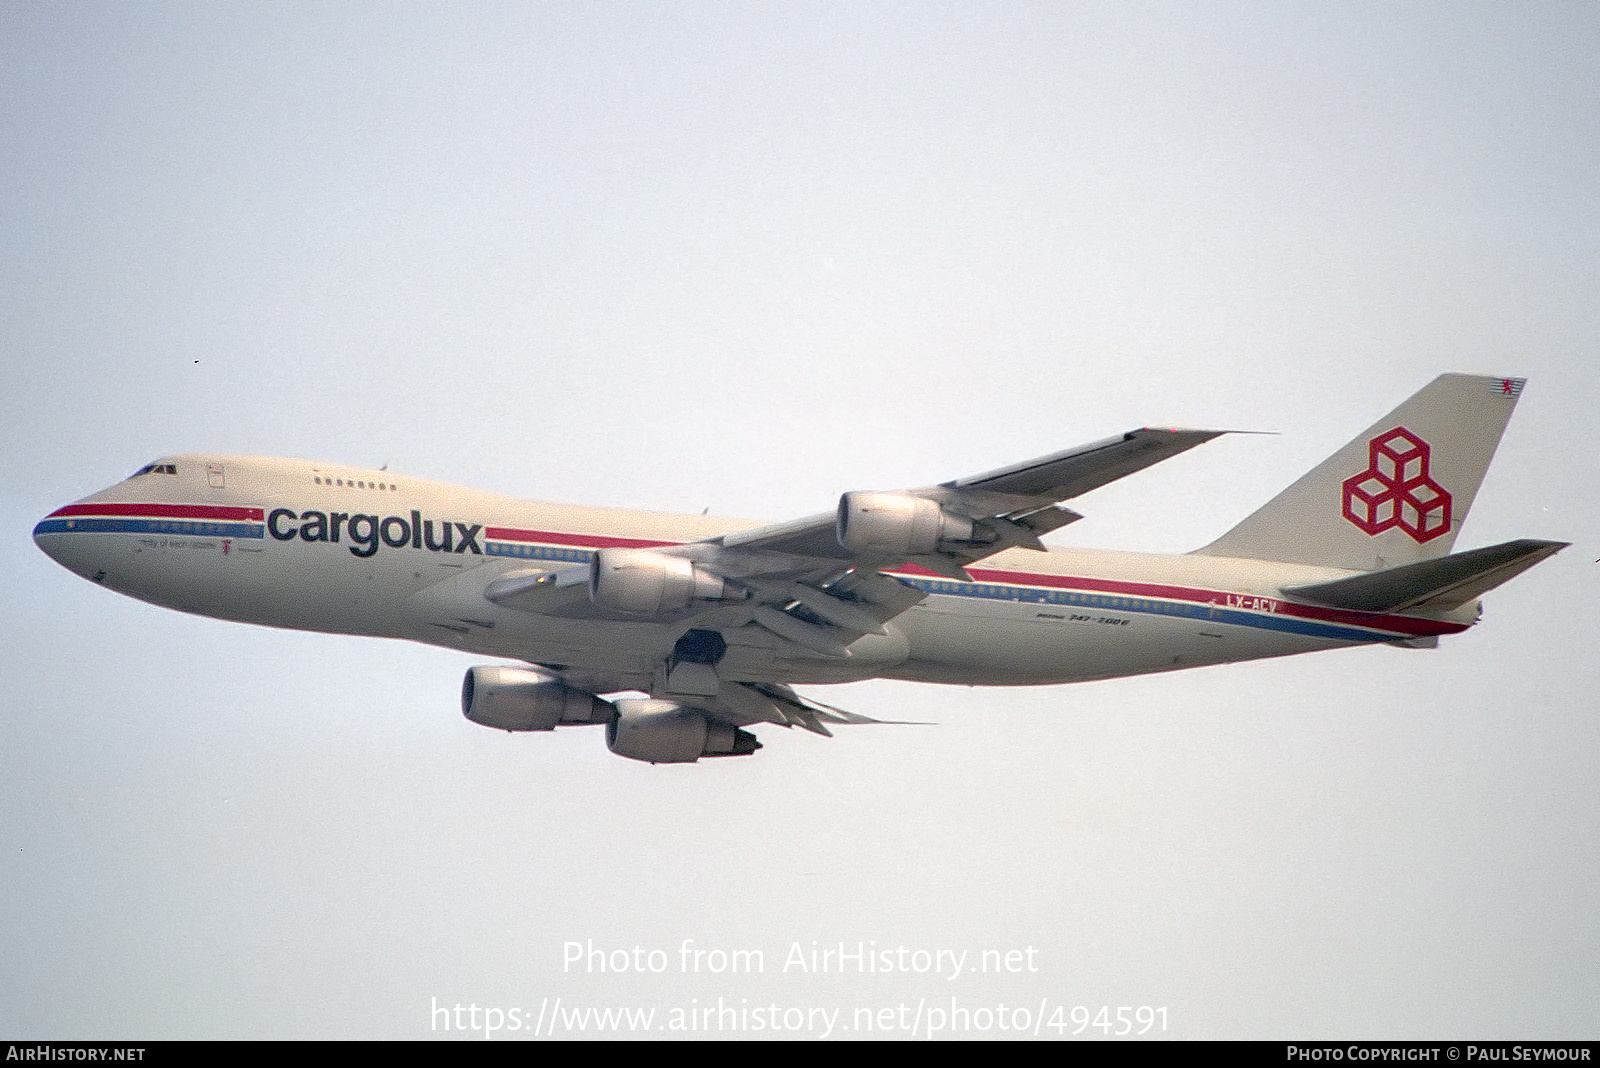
[1341,427,1452,543]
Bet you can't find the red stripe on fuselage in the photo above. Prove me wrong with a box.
[959,565,1465,637]
[480,528,1464,639]
[50,502,265,522]
[485,527,673,550]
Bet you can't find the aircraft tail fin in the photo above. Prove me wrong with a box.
[1195,374,1527,570]
[1283,538,1566,613]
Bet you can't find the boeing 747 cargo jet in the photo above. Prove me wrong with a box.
[34,374,1564,763]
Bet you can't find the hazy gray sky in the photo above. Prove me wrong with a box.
[3,1,1597,1039]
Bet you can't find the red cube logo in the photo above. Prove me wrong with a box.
[1341,427,1452,543]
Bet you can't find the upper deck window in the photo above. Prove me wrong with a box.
[312,474,399,490]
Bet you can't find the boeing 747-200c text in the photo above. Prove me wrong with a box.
[35,374,1564,763]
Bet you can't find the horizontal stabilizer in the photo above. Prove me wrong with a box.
[1283,539,1567,614]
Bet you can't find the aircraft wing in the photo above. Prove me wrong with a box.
[716,427,1223,571]
[701,680,930,736]
[489,428,1224,658]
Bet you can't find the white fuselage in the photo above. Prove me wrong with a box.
[34,455,1474,697]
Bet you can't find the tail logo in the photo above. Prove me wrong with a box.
[1341,427,1452,543]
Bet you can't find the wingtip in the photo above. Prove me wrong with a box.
[1135,426,1253,441]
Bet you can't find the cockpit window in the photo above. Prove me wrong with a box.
[127,463,178,479]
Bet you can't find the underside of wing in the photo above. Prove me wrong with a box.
[702,680,928,736]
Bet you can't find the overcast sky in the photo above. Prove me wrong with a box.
[3,1,1597,1039]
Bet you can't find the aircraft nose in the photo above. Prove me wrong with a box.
[35,507,77,569]
[33,500,108,581]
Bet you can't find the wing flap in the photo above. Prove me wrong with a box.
[751,604,856,657]
[705,681,926,735]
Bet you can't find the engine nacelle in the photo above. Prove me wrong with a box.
[605,699,761,764]
[836,491,982,557]
[589,548,737,615]
[461,665,613,732]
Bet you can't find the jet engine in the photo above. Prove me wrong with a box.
[605,699,761,764]
[836,491,986,557]
[461,665,613,731]
[588,548,740,615]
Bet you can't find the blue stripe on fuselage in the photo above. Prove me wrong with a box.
[36,523,1406,645]
[900,577,1398,643]
[479,538,1404,645]
[33,518,266,539]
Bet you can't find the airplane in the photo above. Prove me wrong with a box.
[33,373,1565,764]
